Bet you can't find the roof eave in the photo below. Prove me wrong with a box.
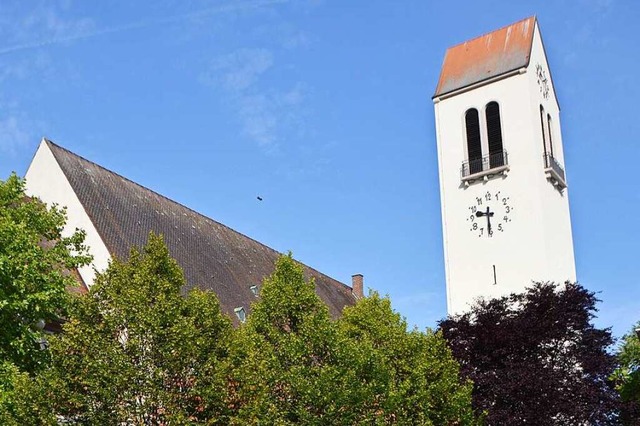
[432,66,528,103]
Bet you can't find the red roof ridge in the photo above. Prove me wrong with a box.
[446,16,536,51]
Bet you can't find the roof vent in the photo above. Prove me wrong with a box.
[234,307,246,323]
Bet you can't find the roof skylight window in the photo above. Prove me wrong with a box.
[234,307,246,323]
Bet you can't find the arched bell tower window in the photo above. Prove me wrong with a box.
[542,112,567,190]
[460,103,509,181]
[546,114,554,157]
[540,105,546,152]
[485,102,504,168]
[465,108,482,174]
[540,105,549,167]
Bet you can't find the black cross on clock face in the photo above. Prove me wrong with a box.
[466,191,513,237]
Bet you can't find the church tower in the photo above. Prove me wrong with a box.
[433,17,576,314]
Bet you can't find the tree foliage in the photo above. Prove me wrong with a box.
[36,233,231,424]
[0,362,57,425]
[0,173,90,373]
[439,282,619,425]
[2,236,477,424]
[225,253,358,424]
[339,292,478,425]
[613,321,640,425]
[227,254,477,424]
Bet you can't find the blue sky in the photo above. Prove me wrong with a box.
[0,0,638,338]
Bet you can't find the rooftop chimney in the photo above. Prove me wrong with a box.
[351,274,364,299]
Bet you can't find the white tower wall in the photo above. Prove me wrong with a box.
[434,22,576,315]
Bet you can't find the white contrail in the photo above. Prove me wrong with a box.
[0,0,288,56]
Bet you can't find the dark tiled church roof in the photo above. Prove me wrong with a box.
[46,140,355,322]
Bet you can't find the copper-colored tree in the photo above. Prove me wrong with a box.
[440,282,620,425]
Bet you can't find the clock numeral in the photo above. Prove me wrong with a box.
[505,206,511,213]
[503,216,509,222]
[484,191,492,201]
[502,197,509,205]
[488,229,493,237]
[479,227,484,236]
[470,206,477,213]
[498,224,503,232]
[469,214,475,222]
[495,191,500,200]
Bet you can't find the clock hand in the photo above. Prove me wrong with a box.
[484,207,491,235]
[475,207,494,236]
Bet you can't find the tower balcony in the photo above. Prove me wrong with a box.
[461,150,509,182]
[543,153,567,190]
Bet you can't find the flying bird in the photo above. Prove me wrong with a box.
[257,196,263,201]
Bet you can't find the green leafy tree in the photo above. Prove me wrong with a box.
[0,173,90,373]
[613,321,640,425]
[225,253,361,424]
[36,233,232,424]
[2,232,477,424]
[339,292,478,425]
[227,254,478,425]
[0,362,57,426]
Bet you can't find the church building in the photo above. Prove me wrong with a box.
[25,139,359,324]
[22,16,576,324]
[433,16,577,314]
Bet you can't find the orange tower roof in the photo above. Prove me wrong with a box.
[434,16,536,97]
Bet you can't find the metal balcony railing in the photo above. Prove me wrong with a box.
[543,153,567,189]
[461,150,509,180]
[543,153,565,181]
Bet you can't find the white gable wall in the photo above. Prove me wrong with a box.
[24,140,111,287]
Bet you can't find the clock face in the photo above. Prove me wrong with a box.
[466,190,513,238]
[536,63,550,100]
